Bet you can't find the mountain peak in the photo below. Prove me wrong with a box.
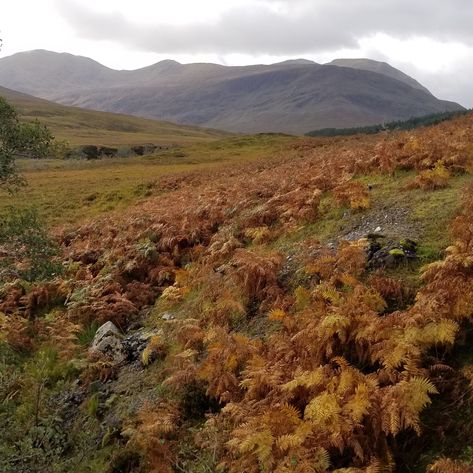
[10,49,109,66]
[274,59,317,66]
[137,59,182,73]
[152,59,181,68]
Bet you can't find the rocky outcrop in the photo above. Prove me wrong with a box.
[367,236,418,269]
[89,321,162,366]
[89,321,126,364]
[122,329,162,363]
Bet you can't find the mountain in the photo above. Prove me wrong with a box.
[327,58,430,93]
[0,50,464,134]
[0,85,227,146]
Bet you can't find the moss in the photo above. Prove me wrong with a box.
[389,248,405,257]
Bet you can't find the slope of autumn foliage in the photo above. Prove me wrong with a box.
[2,114,473,472]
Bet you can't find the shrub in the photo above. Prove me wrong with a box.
[333,181,370,210]
[408,163,451,190]
[0,207,62,284]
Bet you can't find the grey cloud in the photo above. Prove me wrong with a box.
[405,59,473,107]
[56,0,473,55]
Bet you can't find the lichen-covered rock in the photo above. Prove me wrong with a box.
[367,236,418,269]
[122,329,162,362]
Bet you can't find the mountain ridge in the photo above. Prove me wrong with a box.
[0,50,464,134]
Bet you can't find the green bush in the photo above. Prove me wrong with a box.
[0,207,62,284]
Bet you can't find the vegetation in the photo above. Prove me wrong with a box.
[3,110,473,472]
[2,134,293,226]
[0,96,53,190]
[306,109,471,137]
[1,87,228,147]
[0,207,62,285]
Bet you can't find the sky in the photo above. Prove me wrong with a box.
[1,0,473,106]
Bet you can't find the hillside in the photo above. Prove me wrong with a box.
[327,58,431,93]
[0,85,227,147]
[0,50,464,134]
[2,113,473,472]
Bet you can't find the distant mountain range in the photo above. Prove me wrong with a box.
[0,50,464,134]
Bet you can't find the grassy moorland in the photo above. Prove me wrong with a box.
[0,86,228,146]
[4,134,293,226]
[2,113,473,473]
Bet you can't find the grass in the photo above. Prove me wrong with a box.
[1,87,229,147]
[273,170,473,284]
[0,134,294,227]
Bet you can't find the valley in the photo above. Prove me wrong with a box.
[1,6,473,465]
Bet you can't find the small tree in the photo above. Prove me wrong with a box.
[0,98,59,284]
[0,97,53,191]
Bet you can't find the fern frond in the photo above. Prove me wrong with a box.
[282,367,325,392]
[304,392,341,425]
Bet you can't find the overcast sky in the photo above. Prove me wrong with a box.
[1,0,473,106]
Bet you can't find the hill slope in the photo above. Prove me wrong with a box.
[327,58,430,93]
[0,50,464,134]
[2,112,473,472]
[0,85,227,146]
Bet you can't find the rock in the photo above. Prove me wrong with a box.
[161,312,175,321]
[374,226,382,233]
[94,321,120,340]
[399,238,417,253]
[122,328,162,362]
[90,321,126,364]
[366,237,418,269]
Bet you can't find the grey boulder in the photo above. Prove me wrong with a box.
[89,321,125,364]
